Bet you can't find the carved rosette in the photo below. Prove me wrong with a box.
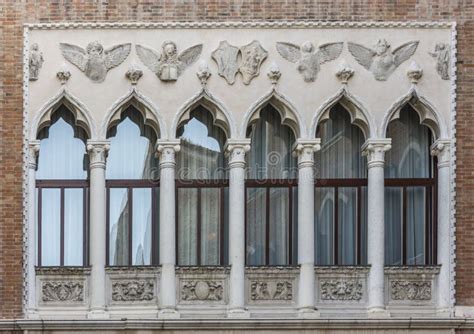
[250,280,293,301]
[320,279,363,301]
[390,280,431,301]
[181,280,224,302]
[111,279,154,302]
[42,281,84,303]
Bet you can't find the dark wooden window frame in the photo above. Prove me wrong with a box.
[36,179,89,267]
[106,179,159,267]
[175,179,228,266]
[245,178,297,266]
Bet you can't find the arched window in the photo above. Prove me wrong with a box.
[36,106,89,266]
[315,104,368,265]
[245,105,298,266]
[106,107,159,266]
[385,105,435,265]
[176,106,228,266]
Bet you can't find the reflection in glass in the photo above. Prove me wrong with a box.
[109,188,129,266]
[315,188,334,265]
[132,188,152,265]
[246,188,266,266]
[269,188,289,265]
[64,189,83,266]
[200,188,221,265]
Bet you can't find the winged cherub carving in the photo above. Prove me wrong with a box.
[60,41,131,83]
[348,39,419,81]
[136,41,203,82]
[276,41,344,82]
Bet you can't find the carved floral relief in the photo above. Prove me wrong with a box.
[42,281,84,302]
[348,39,419,81]
[111,280,154,302]
[60,41,131,83]
[320,279,363,301]
[136,41,202,82]
[391,280,431,301]
[181,280,224,302]
[250,281,293,301]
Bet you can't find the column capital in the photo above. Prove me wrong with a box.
[362,138,392,168]
[431,139,451,168]
[28,140,40,170]
[292,139,321,168]
[87,140,110,169]
[156,139,181,167]
[225,139,251,168]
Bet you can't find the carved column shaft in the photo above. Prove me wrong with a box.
[293,139,320,313]
[157,140,180,315]
[87,140,110,318]
[362,139,391,314]
[225,139,250,316]
[431,139,451,311]
[27,141,40,315]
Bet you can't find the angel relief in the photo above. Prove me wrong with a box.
[60,41,131,83]
[136,41,203,82]
[276,41,343,82]
[348,39,419,81]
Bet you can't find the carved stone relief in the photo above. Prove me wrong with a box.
[429,43,450,80]
[196,61,212,87]
[125,66,143,85]
[111,279,155,302]
[42,281,84,302]
[335,60,355,84]
[136,41,202,82]
[320,279,363,301]
[181,280,224,302]
[250,281,293,301]
[267,62,281,85]
[60,41,131,83]
[56,68,71,85]
[406,61,423,84]
[390,280,432,301]
[276,41,343,82]
[212,40,268,85]
[348,39,419,81]
[29,43,44,81]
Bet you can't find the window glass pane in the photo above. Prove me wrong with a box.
[316,104,366,179]
[109,188,129,266]
[292,187,298,264]
[385,105,431,178]
[246,105,297,180]
[338,187,357,265]
[107,113,158,180]
[269,188,289,265]
[200,188,221,265]
[246,188,266,265]
[315,188,334,265]
[177,107,227,180]
[37,111,87,180]
[360,187,368,265]
[41,189,61,266]
[385,187,402,265]
[132,188,152,265]
[64,189,83,266]
[178,188,198,265]
[406,186,426,265]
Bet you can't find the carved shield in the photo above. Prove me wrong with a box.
[212,41,240,85]
[239,40,268,85]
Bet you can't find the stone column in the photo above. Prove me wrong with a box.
[156,140,181,318]
[86,140,110,319]
[27,140,40,318]
[225,139,250,317]
[362,139,391,315]
[431,139,451,313]
[293,139,320,317]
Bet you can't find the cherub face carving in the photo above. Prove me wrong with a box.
[162,41,178,61]
[86,41,104,56]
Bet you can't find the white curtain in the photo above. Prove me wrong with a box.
[176,107,227,265]
[245,105,297,266]
[314,104,367,265]
[385,105,431,265]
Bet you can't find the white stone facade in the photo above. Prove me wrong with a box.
[23,21,456,322]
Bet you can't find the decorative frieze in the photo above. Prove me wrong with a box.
[111,280,154,302]
[176,266,229,305]
[60,41,131,82]
[348,39,419,81]
[250,280,293,301]
[136,41,202,82]
[390,280,431,301]
[276,41,343,82]
[42,281,84,302]
[181,280,224,302]
[245,267,298,304]
[320,279,363,301]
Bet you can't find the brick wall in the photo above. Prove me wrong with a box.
[1,0,473,319]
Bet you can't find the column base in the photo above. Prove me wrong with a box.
[227,307,250,318]
[158,308,180,319]
[367,307,389,318]
[298,307,320,318]
[87,308,110,319]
